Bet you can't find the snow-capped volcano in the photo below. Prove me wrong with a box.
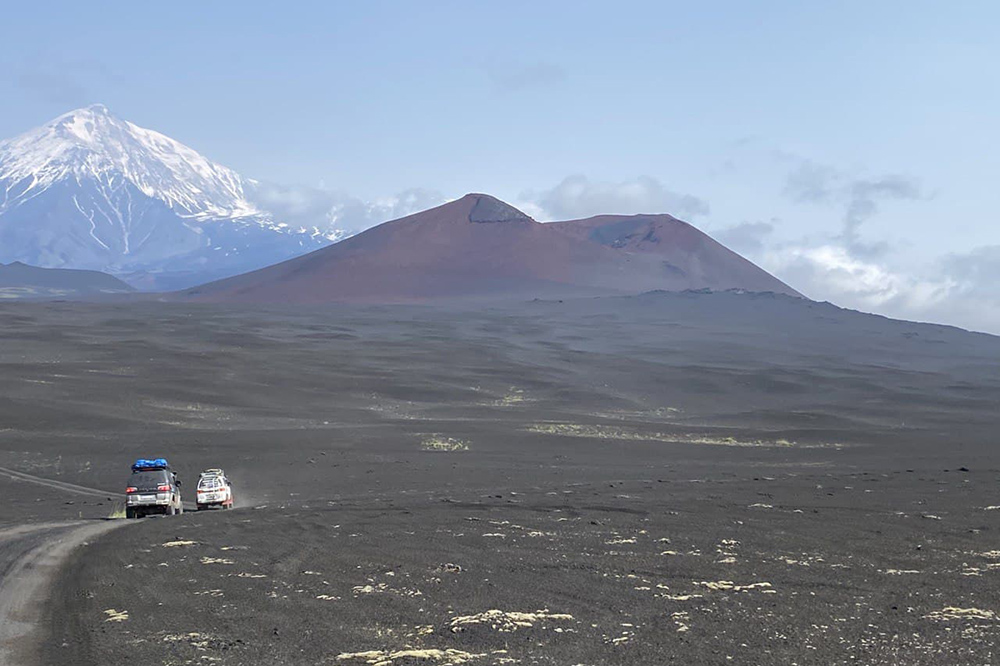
[0,104,261,220]
[0,105,342,289]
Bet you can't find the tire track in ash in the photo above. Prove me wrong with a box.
[0,467,116,500]
[0,520,128,666]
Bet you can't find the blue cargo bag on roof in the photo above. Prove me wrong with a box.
[132,458,169,470]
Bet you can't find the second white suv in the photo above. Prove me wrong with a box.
[196,469,234,510]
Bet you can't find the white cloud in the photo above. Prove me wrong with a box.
[726,155,1000,332]
[521,174,709,221]
[327,188,446,232]
[249,183,445,235]
[766,244,949,307]
[758,242,1000,334]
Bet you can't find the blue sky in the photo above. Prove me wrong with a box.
[1,1,998,332]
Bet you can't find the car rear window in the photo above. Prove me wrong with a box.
[198,476,223,490]
[130,470,168,486]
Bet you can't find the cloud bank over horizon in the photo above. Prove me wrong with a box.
[711,158,998,335]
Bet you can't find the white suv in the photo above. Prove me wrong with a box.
[196,469,235,510]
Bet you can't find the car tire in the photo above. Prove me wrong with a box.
[167,505,176,516]
[126,506,135,519]
[197,504,205,511]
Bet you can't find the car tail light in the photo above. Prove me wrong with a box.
[157,484,171,491]
[126,486,138,493]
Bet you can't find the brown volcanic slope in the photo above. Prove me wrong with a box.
[548,213,801,296]
[183,194,799,303]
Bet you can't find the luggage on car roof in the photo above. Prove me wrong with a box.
[132,458,169,470]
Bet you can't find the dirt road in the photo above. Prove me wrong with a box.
[0,466,131,666]
[0,520,127,666]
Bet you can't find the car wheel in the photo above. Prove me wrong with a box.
[197,504,205,511]
[125,506,135,519]
[167,504,177,516]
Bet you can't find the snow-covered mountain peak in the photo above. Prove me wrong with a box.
[50,103,117,140]
[0,106,346,288]
[45,104,107,143]
[0,105,261,220]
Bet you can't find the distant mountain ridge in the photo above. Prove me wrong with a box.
[183,193,800,303]
[0,109,803,301]
[0,261,132,298]
[0,105,345,289]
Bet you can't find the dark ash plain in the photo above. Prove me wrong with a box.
[0,292,997,665]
